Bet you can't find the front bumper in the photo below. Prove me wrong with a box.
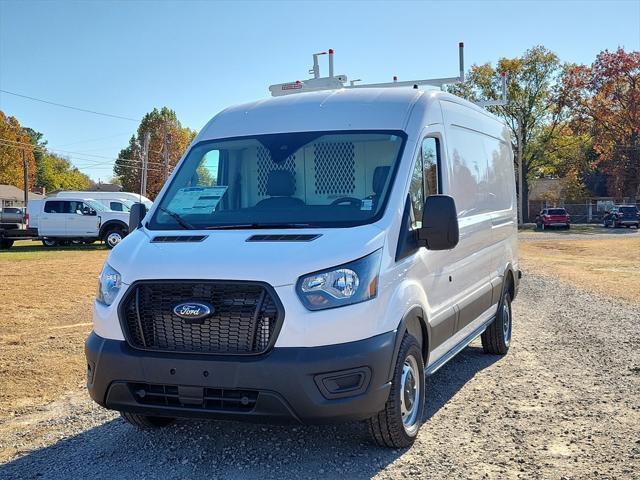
[85,331,395,424]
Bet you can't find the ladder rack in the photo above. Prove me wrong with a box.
[268,43,508,107]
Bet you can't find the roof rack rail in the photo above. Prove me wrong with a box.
[267,44,508,107]
[269,43,465,97]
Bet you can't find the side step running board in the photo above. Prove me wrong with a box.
[425,315,495,376]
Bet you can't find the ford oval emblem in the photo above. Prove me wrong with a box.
[173,302,214,322]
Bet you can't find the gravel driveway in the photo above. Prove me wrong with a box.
[1,272,639,480]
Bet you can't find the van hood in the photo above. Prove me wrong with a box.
[108,226,386,287]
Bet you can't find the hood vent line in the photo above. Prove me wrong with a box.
[152,235,208,243]
[246,234,321,242]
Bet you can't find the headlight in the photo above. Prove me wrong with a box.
[296,249,382,311]
[96,263,122,306]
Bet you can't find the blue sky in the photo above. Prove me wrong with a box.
[1,0,639,182]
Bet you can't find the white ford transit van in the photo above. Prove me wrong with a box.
[86,87,519,448]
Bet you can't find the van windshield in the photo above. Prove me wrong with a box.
[149,131,406,230]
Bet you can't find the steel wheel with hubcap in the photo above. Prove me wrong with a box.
[369,333,425,448]
[400,355,421,435]
[105,229,123,249]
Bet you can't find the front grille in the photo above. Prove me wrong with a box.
[120,281,282,354]
[129,383,258,412]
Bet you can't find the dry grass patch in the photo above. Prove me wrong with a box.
[0,242,107,420]
[519,236,640,304]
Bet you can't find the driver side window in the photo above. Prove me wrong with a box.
[409,137,440,228]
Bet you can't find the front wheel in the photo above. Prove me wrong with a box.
[368,334,425,448]
[104,228,124,249]
[42,238,58,247]
[120,412,175,430]
[481,291,512,355]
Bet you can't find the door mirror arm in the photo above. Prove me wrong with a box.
[417,195,459,251]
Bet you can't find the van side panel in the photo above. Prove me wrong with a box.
[439,101,499,334]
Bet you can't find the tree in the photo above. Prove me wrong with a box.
[37,152,92,191]
[528,123,594,201]
[563,48,640,201]
[0,111,37,189]
[448,46,566,219]
[113,107,196,198]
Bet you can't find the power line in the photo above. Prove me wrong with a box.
[0,89,140,122]
[0,137,165,167]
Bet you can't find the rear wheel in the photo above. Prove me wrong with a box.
[42,238,58,247]
[368,333,425,448]
[481,290,512,355]
[120,412,175,430]
[0,239,14,250]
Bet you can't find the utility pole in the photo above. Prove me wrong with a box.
[140,131,151,197]
[163,122,170,182]
[22,149,29,209]
[516,113,524,226]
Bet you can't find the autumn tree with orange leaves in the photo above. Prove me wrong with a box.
[563,48,640,201]
[114,107,196,199]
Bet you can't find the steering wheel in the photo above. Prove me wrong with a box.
[331,197,362,207]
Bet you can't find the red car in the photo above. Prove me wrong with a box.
[535,208,571,230]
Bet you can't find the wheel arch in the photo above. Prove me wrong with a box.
[387,305,430,383]
[99,220,129,240]
[500,262,517,301]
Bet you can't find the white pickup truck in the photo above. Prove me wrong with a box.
[27,198,130,248]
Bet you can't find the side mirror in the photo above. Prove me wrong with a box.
[129,202,148,230]
[418,195,459,250]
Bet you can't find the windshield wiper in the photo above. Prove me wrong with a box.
[205,223,311,230]
[158,207,194,230]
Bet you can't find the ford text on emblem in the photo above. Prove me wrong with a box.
[173,302,213,322]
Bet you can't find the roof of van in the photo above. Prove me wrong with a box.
[198,88,499,140]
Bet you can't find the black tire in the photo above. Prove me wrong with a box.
[120,412,175,430]
[104,228,124,249]
[481,291,512,355]
[0,239,14,250]
[42,238,58,247]
[368,333,425,448]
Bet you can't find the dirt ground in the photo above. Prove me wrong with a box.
[0,233,638,478]
[0,242,107,419]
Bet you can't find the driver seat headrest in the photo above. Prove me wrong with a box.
[373,166,391,195]
[266,170,296,197]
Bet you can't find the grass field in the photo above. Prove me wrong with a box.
[519,236,640,303]
[0,233,638,428]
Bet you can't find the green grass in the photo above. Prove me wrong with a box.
[0,240,108,260]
